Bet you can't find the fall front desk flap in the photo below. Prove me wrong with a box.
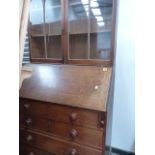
[20,64,112,112]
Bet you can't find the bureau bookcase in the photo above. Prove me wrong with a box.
[20,0,117,155]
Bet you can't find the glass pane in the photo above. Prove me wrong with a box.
[90,0,113,60]
[29,0,45,58]
[45,0,62,59]
[68,0,89,59]
[30,0,44,34]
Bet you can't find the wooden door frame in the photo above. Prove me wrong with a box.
[63,0,117,66]
[29,0,64,64]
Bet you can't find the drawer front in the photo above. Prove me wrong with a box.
[20,99,106,129]
[20,99,49,117]
[20,116,49,132]
[20,144,55,155]
[20,130,103,155]
[21,116,104,149]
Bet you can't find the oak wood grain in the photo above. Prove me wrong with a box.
[19,98,105,129]
[20,129,103,155]
[20,115,104,149]
[20,144,55,155]
[20,64,112,111]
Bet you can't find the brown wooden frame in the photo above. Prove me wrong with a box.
[29,0,64,63]
[28,0,117,66]
[64,0,117,66]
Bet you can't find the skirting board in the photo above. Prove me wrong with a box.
[106,146,135,155]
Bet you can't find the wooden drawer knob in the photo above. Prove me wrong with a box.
[100,120,104,125]
[24,103,31,109]
[69,148,78,155]
[69,113,77,122]
[29,152,34,155]
[94,85,99,90]
[25,118,32,125]
[26,135,33,142]
[70,129,78,138]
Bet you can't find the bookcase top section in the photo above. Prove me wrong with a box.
[20,64,112,111]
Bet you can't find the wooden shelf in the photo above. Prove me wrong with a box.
[31,34,44,37]
[31,30,111,37]
[30,19,112,37]
[69,30,111,35]
[31,34,61,37]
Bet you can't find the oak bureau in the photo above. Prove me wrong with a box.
[19,64,112,155]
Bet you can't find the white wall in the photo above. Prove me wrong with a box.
[111,0,135,152]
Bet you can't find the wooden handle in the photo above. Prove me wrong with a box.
[25,118,32,125]
[100,120,104,125]
[69,113,77,122]
[24,103,30,109]
[26,135,33,142]
[70,129,78,138]
[29,152,34,155]
[69,148,77,155]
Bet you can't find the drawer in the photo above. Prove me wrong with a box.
[20,98,106,129]
[20,99,49,117]
[20,144,55,155]
[21,116,104,149]
[20,129,103,155]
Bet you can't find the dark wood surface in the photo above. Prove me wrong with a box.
[20,64,112,111]
[30,36,45,58]
[20,116,104,149]
[20,144,55,155]
[20,99,106,149]
[47,36,62,59]
[20,99,105,129]
[20,129,103,155]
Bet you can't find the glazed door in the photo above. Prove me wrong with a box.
[29,0,46,59]
[29,0,63,62]
[66,0,114,65]
[29,0,116,65]
[45,0,63,61]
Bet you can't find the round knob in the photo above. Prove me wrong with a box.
[24,104,30,109]
[26,135,33,142]
[94,85,99,90]
[69,113,77,122]
[29,152,34,155]
[100,120,104,125]
[70,129,78,138]
[69,148,77,155]
[25,118,32,126]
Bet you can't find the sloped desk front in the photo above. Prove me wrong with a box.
[20,64,112,111]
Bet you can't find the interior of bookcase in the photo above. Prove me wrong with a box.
[30,18,112,60]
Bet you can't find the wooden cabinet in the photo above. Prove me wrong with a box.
[29,0,117,65]
[19,64,112,155]
[21,1,117,154]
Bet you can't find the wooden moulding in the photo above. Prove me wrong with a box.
[19,66,33,89]
[19,0,30,86]
[19,64,112,112]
